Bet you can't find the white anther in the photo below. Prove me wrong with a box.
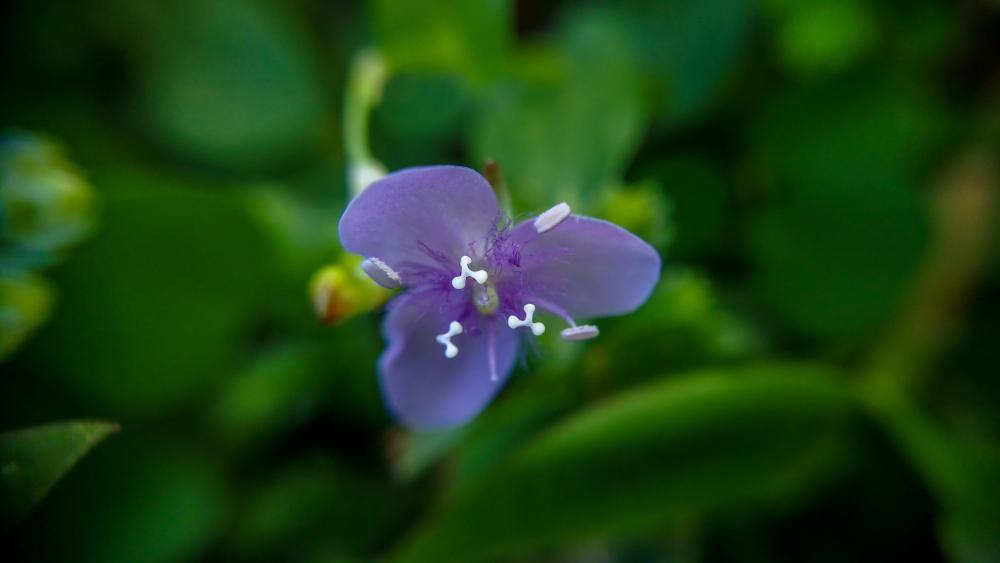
[560,325,599,341]
[361,257,401,289]
[534,202,572,233]
[436,321,463,359]
[508,304,545,336]
[451,255,488,289]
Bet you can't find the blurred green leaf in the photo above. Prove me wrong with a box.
[1,132,96,257]
[751,81,936,337]
[372,71,469,169]
[136,0,328,169]
[586,270,759,386]
[388,428,466,483]
[634,156,729,259]
[766,0,877,76]
[213,342,325,450]
[0,272,53,361]
[213,328,385,451]
[471,13,644,211]
[448,383,578,487]
[230,455,415,562]
[0,420,117,529]
[891,1,961,69]
[243,185,342,287]
[23,177,276,416]
[390,365,582,485]
[32,438,230,563]
[596,180,674,251]
[869,395,1000,563]
[391,364,856,563]
[370,0,510,82]
[375,72,467,143]
[939,300,1000,444]
[608,0,754,122]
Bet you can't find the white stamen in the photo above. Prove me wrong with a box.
[451,255,488,289]
[508,304,545,336]
[436,321,463,359]
[361,257,401,288]
[534,202,571,233]
[560,325,599,341]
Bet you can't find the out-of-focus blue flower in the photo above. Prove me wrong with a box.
[338,166,661,429]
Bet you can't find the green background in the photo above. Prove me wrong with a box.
[2,0,999,562]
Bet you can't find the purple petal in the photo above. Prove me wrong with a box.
[505,215,661,318]
[379,291,520,429]
[338,166,500,279]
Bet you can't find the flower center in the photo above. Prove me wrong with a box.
[473,281,500,316]
[451,255,488,289]
[430,200,604,361]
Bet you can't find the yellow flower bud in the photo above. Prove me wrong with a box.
[309,254,391,324]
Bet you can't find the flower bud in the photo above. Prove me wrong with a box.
[309,254,390,324]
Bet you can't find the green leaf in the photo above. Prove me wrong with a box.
[370,0,511,82]
[1,132,96,255]
[390,365,857,563]
[606,0,754,122]
[750,81,936,337]
[471,12,644,211]
[30,437,229,563]
[766,0,877,76]
[584,271,759,387]
[868,395,1000,563]
[136,0,327,170]
[0,420,118,529]
[229,455,416,561]
[0,272,53,362]
[449,383,579,487]
[372,71,470,169]
[212,329,385,452]
[634,156,729,259]
[21,168,277,416]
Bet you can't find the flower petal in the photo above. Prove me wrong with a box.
[505,215,661,318]
[338,166,500,279]
[378,291,519,429]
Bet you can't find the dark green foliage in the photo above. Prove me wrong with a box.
[393,366,855,563]
[1,0,998,562]
[0,420,117,530]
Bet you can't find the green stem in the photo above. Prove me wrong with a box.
[860,149,997,398]
[343,49,389,197]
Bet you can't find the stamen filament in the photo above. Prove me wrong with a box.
[528,297,576,327]
[529,297,600,342]
[360,257,402,288]
[488,321,498,381]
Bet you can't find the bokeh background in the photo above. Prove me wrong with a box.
[2,0,999,562]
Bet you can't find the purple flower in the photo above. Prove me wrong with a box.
[338,166,661,429]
